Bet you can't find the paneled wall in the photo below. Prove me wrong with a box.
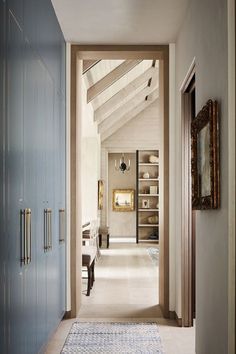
[0,1,66,353]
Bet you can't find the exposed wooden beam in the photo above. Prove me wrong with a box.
[98,83,158,134]
[101,89,159,141]
[87,60,142,103]
[83,60,101,74]
[94,66,157,123]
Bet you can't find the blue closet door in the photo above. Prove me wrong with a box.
[0,1,7,352]
[35,59,47,351]
[23,40,39,354]
[6,11,26,354]
[44,69,60,338]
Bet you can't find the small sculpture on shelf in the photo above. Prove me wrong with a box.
[142,199,150,209]
[148,230,159,240]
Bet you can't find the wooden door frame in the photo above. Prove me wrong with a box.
[69,45,169,318]
[180,61,195,327]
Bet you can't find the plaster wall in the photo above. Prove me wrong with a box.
[81,79,101,225]
[175,0,228,352]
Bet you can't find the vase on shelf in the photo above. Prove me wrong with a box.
[143,172,150,179]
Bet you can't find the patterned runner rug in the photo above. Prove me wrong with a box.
[61,322,164,353]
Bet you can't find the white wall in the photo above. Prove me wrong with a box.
[81,79,101,225]
[175,1,229,353]
[108,153,136,237]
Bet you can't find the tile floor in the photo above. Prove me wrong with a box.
[45,237,195,353]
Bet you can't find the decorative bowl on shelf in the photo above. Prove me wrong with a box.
[147,215,159,224]
[149,155,158,163]
[143,172,149,179]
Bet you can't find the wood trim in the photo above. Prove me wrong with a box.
[169,311,183,327]
[72,45,167,60]
[158,47,170,318]
[70,45,169,319]
[181,64,195,327]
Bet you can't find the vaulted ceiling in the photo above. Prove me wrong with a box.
[83,59,159,141]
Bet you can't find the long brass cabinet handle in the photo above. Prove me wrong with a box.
[59,209,65,243]
[21,209,32,265]
[44,208,52,252]
[26,209,32,264]
[48,209,52,250]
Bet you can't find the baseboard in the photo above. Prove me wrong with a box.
[169,311,182,327]
[64,310,73,319]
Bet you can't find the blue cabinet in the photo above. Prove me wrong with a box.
[0,1,66,353]
[0,1,7,352]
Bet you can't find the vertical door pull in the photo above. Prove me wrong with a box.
[44,208,52,252]
[59,209,65,243]
[44,209,48,252]
[20,209,32,265]
[21,209,27,265]
[25,208,32,264]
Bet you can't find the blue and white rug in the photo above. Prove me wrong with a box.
[147,247,159,266]
[61,322,164,353]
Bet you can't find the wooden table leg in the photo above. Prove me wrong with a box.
[107,233,110,248]
[87,265,91,296]
[99,234,102,248]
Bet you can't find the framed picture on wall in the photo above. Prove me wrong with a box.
[98,180,104,210]
[191,99,220,209]
[112,189,135,212]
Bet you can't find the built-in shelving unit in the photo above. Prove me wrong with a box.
[136,150,159,243]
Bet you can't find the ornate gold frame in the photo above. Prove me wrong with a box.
[98,180,104,210]
[112,189,135,211]
[191,100,220,209]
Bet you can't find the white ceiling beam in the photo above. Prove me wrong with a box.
[94,66,157,123]
[87,59,142,103]
[101,89,159,141]
[98,84,158,134]
[83,60,101,74]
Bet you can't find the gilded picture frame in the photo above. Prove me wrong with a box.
[112,189,135,212]
[98,180,104,210]
[191,100,220,210]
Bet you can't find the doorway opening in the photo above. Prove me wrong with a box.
[69,46,169,319]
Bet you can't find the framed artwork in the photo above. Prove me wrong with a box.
[112,189,135,212]
[191,99,220,210]
[98,180,104,210]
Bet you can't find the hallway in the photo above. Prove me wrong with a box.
[46,239,195,353]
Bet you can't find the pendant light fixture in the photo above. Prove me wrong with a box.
[114,153,131,173]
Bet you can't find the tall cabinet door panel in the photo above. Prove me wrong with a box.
[0,1,7,352]
[35,59,48,351]
[6,11,25,354]
[44,69,59,337]
[23,40,39,354]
